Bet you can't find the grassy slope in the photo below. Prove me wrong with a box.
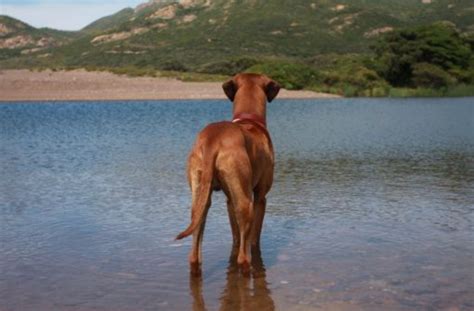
[71,1,468,66]
[0,15,78,61]
[2,0,473,69]
[1,0,473,96]
[81,8,135,34]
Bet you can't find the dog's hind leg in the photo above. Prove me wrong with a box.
[226,198,240,254]
[251,194,266,249]
[219,151,254,275]
[189,199,211,276]
[188,169,212,276]
[235,196,253,275]
[251,171,273,250]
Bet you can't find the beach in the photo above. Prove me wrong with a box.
[0,69,339,101]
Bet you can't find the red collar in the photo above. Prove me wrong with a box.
[232,112,267,129]
[232,113,271,143]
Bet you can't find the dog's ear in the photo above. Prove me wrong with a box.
[265,80,281,102]
[222,79,237,102]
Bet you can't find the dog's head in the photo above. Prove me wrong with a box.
[222,73,281,103]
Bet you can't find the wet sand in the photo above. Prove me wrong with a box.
[0,69,340,101]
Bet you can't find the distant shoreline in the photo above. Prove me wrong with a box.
[0,69,340,102]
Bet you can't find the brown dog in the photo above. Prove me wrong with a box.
[176,73,280,275]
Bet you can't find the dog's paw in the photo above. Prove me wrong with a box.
[190,262,202,277]
[239,261,251,277]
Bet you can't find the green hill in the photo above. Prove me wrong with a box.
[2,0,473,68]
[81,8,135,34]
[0,15,78,61]
[1,0,473,96]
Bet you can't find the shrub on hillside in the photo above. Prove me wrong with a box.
[319,65,388,96]
[161,60,188,72]
[448,67,473,84]
[372,22,472,87]
[411,63,456,88]
[246,61,321,90]
[198,57,259,76]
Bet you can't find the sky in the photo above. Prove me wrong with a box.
[1,0,145,31]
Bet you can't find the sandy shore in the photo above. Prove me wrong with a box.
[0,69,340,101]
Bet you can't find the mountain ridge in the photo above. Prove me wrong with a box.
[0,15,78,59]
[1,0,473,68]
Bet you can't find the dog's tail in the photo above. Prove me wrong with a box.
[176,152,216,240]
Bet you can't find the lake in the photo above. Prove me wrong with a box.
[0,98,473,311]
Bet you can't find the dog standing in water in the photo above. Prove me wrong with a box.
[176,73,280,275]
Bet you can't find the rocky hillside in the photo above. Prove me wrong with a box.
[1,0,473,69]
[0,16,77,60]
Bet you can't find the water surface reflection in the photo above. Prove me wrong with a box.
[0,98,472,310]
[190,249,275,311]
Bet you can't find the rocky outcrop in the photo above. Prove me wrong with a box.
[91,27,149,44]
[364,27,394,38]
[0,23,13,37]
[329,13,360,32]
[148,5,177,19]
[135,0,174,12]
[0,35,35,49]
[136,0,211,13]
[179,0,212,8]
[181,14,197,23]
[331,4,347,11]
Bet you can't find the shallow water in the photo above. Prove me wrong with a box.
[0,98,473,311]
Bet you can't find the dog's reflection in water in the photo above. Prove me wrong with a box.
[190,249,275,311]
